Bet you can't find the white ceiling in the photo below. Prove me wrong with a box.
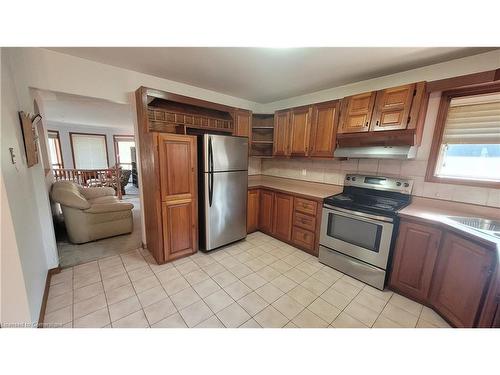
[37,90,134,130]
[48,47,496,103]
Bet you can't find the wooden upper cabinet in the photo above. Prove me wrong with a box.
[158,133,197,202]
[429,233,495,328]
[273,111,290,156]
[272,193,293,241]
[309,101,339,157]
[288,106,312,156]
[247,189,259,233]
[338,92,376,134]
[259,189,275,234]
[233,109,252,138]
[370,83,416,132]
[389,220,442,301]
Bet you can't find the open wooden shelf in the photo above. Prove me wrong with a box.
[250,113,274,157]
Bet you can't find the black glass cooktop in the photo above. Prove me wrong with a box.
[324,186,411,217]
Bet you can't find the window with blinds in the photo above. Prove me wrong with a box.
[70,133,109,169]
[435,92,500,182]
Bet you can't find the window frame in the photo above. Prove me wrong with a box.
[69,132,109,170]
[425,83,500,189]
[47,130,64,170]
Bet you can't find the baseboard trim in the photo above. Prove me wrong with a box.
[38,266,61,328]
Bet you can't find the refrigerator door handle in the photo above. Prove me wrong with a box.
[208,136,214,207]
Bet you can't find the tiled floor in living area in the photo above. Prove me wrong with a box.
[44,231,451,328]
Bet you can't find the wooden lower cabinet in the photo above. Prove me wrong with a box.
[247,189,259,233]
[258,189,274,234]
[389,221,441,301]
[253,187,320,255]
[389,219,497,328]
[272,193,294,241]
[162,200,196,261]
[429,232,495,328]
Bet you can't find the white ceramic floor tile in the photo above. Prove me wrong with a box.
[179,300,214,327]
[137,286,168,308]
[74,293,107,319]
[108,295,142,322]
[255,283,284,304]
[203,289,234,313]
[292,309,328,328]
[237,292,269,316]
[272,295,305,320]
[343,301,379,327]
[216,302,251,328]
[73,308,110,328]
[307,298,341,324]
[195,315,225,328]
[112,310,149,328]
[143,297,177,325]
[192,278,221,298]
[331,312,368,328]
[241,273,267,290]
[152,313,187,328]
[389,294,423,317]
[239,318,262,328]
[380,303,419,328]
[286,285,317,307]
[105,284,136,305]
[170,287,201,310]
[224,280,252,300]
[254,306,289,328]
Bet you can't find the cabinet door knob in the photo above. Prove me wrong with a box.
[376,120,379,126]
[365,122,368,127]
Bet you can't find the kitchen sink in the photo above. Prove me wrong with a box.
[446,216,500,239]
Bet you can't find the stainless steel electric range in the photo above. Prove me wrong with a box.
[319,174,413,290]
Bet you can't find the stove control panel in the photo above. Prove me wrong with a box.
[344,174,413,195]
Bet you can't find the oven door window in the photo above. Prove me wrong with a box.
[326,213,382,252]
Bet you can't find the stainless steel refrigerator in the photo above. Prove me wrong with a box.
[198,134,248,251]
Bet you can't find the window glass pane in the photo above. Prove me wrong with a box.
[437,144,500,181]
[72,134,108,169]
[117,140,135,168]
[48,138,59,166]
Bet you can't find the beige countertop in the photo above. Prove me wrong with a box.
[399,196,500,256]
[248,175,343,199]
[249,175,499,255]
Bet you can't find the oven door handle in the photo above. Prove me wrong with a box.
[323,204,394,223]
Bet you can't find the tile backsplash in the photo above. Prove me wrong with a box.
[259,158,499,208]
[248,157,262,175]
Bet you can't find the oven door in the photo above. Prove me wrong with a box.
[319,205,394,269]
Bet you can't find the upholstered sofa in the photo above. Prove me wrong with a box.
[50,181,134,244]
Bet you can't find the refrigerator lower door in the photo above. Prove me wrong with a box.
[203,170,247,250]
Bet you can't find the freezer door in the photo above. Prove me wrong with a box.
[203,170,247,250]
[203,134,248,172]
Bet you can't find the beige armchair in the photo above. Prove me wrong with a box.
[50,181,134,244]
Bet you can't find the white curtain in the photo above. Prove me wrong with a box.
[71,134,108,169]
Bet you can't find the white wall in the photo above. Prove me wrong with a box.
[260,91,500,208]
[259,49,500,112]
[47,121,133,169]
[1,49,57,325]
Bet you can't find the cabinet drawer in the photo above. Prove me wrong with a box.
[293,211,316,231]
[294,197,317,215]
[292,226,315,250]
